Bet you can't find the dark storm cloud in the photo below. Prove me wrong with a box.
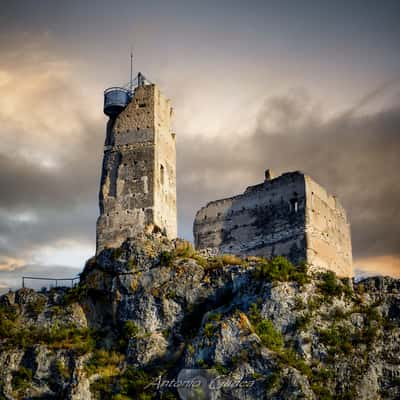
[177,92,400,259]
[0,152,96,210]
[0,122,102,258]
[0,207,96,258]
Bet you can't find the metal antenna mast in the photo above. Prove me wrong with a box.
[130,49,133,93]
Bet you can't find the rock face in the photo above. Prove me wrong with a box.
[194,171,353,277]
[1,233,399,399]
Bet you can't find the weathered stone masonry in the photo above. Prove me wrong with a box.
[96,83,177,253]
[194,170,353,277]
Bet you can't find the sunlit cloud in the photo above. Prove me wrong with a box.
[355,255,400,279]
[34,240,94,269]
[0,256,26,271]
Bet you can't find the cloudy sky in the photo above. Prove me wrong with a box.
[0,0,399,291]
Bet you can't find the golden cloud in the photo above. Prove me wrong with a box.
[355,255,400,278]
[0,256,26,271]
[0,42,101,168]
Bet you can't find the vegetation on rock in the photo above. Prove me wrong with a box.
[0,234,398,400]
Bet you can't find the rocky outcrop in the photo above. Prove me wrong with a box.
[0,233,399,399]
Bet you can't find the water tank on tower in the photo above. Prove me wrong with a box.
[103,87,131,117]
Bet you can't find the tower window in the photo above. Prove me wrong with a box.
[160,164,165,185]
[139,103,146,108]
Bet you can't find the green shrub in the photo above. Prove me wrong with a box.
[294,313,311,331]
[50,305,64,317]
[353,325,379,346]
[319,271,343,297]
[248,303,262,325]
[202,254,243,270]
[56,360,70,379]
[12,367,32,391]
[0,311,96,354]
[365,306,382,323]
[231,349,249,366]
[0,304,18,321]
[278,348,311,376]
[162,328,170,339]
[90,375,115,398]
[253,256,309,284]
[0,318,16,340]
[264,371,280,390]
[204,257,225,271]
[319,326,353,355]
[123,321,139,340]
[127,258,136,270]
[341,278,353,297]
[330,306,346,321]
[117,368,157,398]
[307,295,324,311]
[172,241,207,267]
[293,262,310,285]
[203,323,216,339]
[319,327,342,347]
[310,365,333,384]
[191,254,207,268]
[47,325,95,355]
[254,319,283,351]
[310,383,334,399]
[165,290,177,299]
[113,247,124,260]
[187,343,195,356]
[197,359,208,368]
[293,296,306,311]
[159,251,174,267]
[84,256,97,270]
[214,363,229,375]
[220,254,243,265]
[85,349,124,376]
[63,284,88,305]
[174,241,195,258]
[208,312,222,322]
[356,283,365,295]
[0,304,18,339]
[27,296,46,316]
[89,365,155,399]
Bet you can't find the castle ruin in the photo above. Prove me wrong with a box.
[95,67,352,277]
[96,74,177,253]
[194,170,353,277]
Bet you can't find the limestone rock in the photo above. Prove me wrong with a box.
[0,234,399,399]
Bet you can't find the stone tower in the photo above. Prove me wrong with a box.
[96,76,177,253]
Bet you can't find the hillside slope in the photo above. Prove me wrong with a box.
[1,233,399,399]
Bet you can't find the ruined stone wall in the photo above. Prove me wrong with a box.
[304,177,353,277]
[194,171,353,277]
[154,86,177,239]
[96,84,177,253]
[194,172,308,265]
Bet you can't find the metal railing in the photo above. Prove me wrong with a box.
[22,276,80,290]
